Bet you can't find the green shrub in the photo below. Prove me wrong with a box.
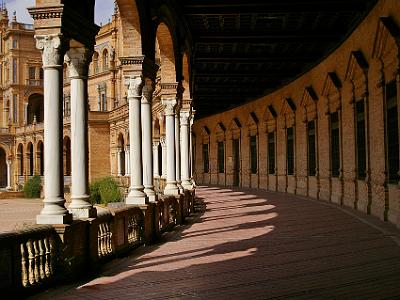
[89,177,122,205]
[23,175,42,198]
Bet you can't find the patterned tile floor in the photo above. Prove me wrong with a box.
[31,186,400,299]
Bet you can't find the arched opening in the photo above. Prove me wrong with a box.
[92,51,99,74]
[27,93,44,124]
[102,49,109,71]
[63,137,71,176]
[17,144,23,176]
[118,133,126,176]
[156,22,177,83]
[0,147,6,187]
[27,142,34,176]
[37,141,44,176]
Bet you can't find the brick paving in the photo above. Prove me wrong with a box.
[32,186,400,299]
[0,198,42,232]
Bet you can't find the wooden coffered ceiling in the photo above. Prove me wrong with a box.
[173,0,378,119]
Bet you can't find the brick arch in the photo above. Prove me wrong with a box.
[116,0,148,57]
[156,22,177,83]
[181,52,191,100]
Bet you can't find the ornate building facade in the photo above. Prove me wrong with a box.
[0,6,193,196]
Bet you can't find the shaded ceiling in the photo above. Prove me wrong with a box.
[176,0,378,119]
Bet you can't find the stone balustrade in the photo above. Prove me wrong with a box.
[0,192,195,297]
[0,225,57,294]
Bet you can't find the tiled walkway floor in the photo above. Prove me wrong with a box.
[33,186,400,299]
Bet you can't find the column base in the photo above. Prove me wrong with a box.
[177,182,184,194]
[164,182,180,196]
[144,187,157,202]
[126,188,148,205]
[36,213,72,225]
[68,206,97,219]
[182,180,193,191]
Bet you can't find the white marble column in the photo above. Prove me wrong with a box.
[117,147,122,176]
[162,99,179,195]
[175,107,183,193]
[153,140,160,178]
[125,145,130,175]
[180,110,192,190]
[125,76,147,204]
[35,34,72,224]
[66,47,96,218]
[6,159,11,190]
[161,136,167,179]
[141,79,156,202]
[189,110,196,187]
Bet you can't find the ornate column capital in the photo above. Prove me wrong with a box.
[65,47,92,79]
[180,110,190,125]
[35,34,68,68]
[141,78,155,104]
[160,136,166,146]
[125,75,144,99]
[153,140,160,148]
[162,99,177,116]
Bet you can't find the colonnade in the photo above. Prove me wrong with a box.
[34,34,195,224]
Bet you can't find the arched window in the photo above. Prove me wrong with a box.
[93,52,99,74]
[17,144,23,176]
[27,93,44,124]
[102,49,108,71]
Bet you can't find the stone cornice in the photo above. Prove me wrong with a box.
[119,56,158,80]
[28,5,63,20]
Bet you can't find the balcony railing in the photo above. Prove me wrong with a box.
[26,79,43,87]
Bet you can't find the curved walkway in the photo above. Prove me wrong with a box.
[33,186,400,299]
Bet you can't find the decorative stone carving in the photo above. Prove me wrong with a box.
[162,99,177,116]
[125,75,143,98]
[65,47,92,78]
[180,110,190,125]
[35,35,67,68]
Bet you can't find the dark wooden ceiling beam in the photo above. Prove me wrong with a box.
[194,71,299,77]
[184,0,368,15]
[194,54,319,63]
[196,31,341,43]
